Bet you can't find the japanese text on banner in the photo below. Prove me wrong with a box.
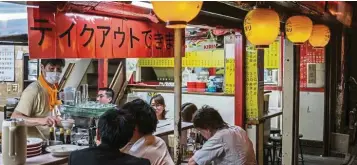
[264,39,280,69]
[0,45,15,82]
[245,44,259,120]
[224,58,235,94]
[27,8,175,59]
[138,50,225,68]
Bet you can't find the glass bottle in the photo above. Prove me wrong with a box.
[59,128,65,144]
[65,129,71,144]
[49,127,55,141]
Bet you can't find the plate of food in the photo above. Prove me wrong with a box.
[46,144,82,157]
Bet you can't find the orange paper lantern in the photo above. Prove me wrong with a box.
[152,1,203,29]
[285,16,313,44]
[308,24,330,48]
[244,7,280,48]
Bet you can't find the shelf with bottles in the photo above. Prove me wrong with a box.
[182,67,224,93]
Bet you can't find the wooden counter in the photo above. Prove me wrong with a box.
[246,108,283,125]
[0,153,68,165]
[154,121,194,137]
[259,108,283,122]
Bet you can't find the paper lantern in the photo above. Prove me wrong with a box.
[285,16,313,44]
[244,7,280,48]
[152,1,203,29]
[308,24,330,48]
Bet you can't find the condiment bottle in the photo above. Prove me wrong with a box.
[65,129,71,144]
[49,127,55,141]
[59,128,65,144]
[88,119,97,147]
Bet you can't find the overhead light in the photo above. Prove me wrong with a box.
[0,13,27,21]
[131,1,153,9]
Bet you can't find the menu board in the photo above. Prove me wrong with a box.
[138,49,225,68]
[224,58,235,94]
[264,39,280,69]
[300,42,325,88]
[0,45,15,82]
[138,58,174,68]
[245,44,259,120]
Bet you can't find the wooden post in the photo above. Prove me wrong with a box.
[98,59,108,89]
[173,28,182,165]
[234,34,245,127]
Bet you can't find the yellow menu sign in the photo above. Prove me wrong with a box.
[245,44,259,120]
[264,39,280,69]
[138,49,224,68]
[224,58,235,94]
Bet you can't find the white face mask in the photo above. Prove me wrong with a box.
[45,72,61,84]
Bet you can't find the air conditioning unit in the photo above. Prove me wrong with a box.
[307,63,325,88]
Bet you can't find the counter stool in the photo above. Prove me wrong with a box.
[270,127,281,136]
[269,135,282,164]
[264,142,273,164]
[299,134,305,165]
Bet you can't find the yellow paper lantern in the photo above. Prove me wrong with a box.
[244,7,280,48]
[308,24,330,48]
[285,16,313,44]
[152,1,203,29]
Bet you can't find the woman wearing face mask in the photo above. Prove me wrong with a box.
[150,94,167,120]
[11,59,65,139]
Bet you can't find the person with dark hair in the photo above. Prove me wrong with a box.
[121,99,174,165]
[188,105,256,165]
[180,103,198,147]
[181,102,198,122]
[12,59,65,139]
[97,87,114,104]
[69,109,150,165]
[150,94,167,120]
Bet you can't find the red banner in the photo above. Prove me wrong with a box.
[27,8,174,59]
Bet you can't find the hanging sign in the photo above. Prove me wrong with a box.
[27,8,174,59]
[264,39,280,69]
[245,44,259,120]
[0,45,15,82]
[138,49,225,68]
[224,58,235,94]
[185,39,217,52]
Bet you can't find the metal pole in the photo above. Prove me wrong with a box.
[173,28,182,165]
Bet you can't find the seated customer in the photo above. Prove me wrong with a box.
[150,94,167,120]
[96,88,114,104]
[69,109,150,165]
[188,106,256,165]
[121,99,174,165]
[181,102,198,122]
[181,103,198,144]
